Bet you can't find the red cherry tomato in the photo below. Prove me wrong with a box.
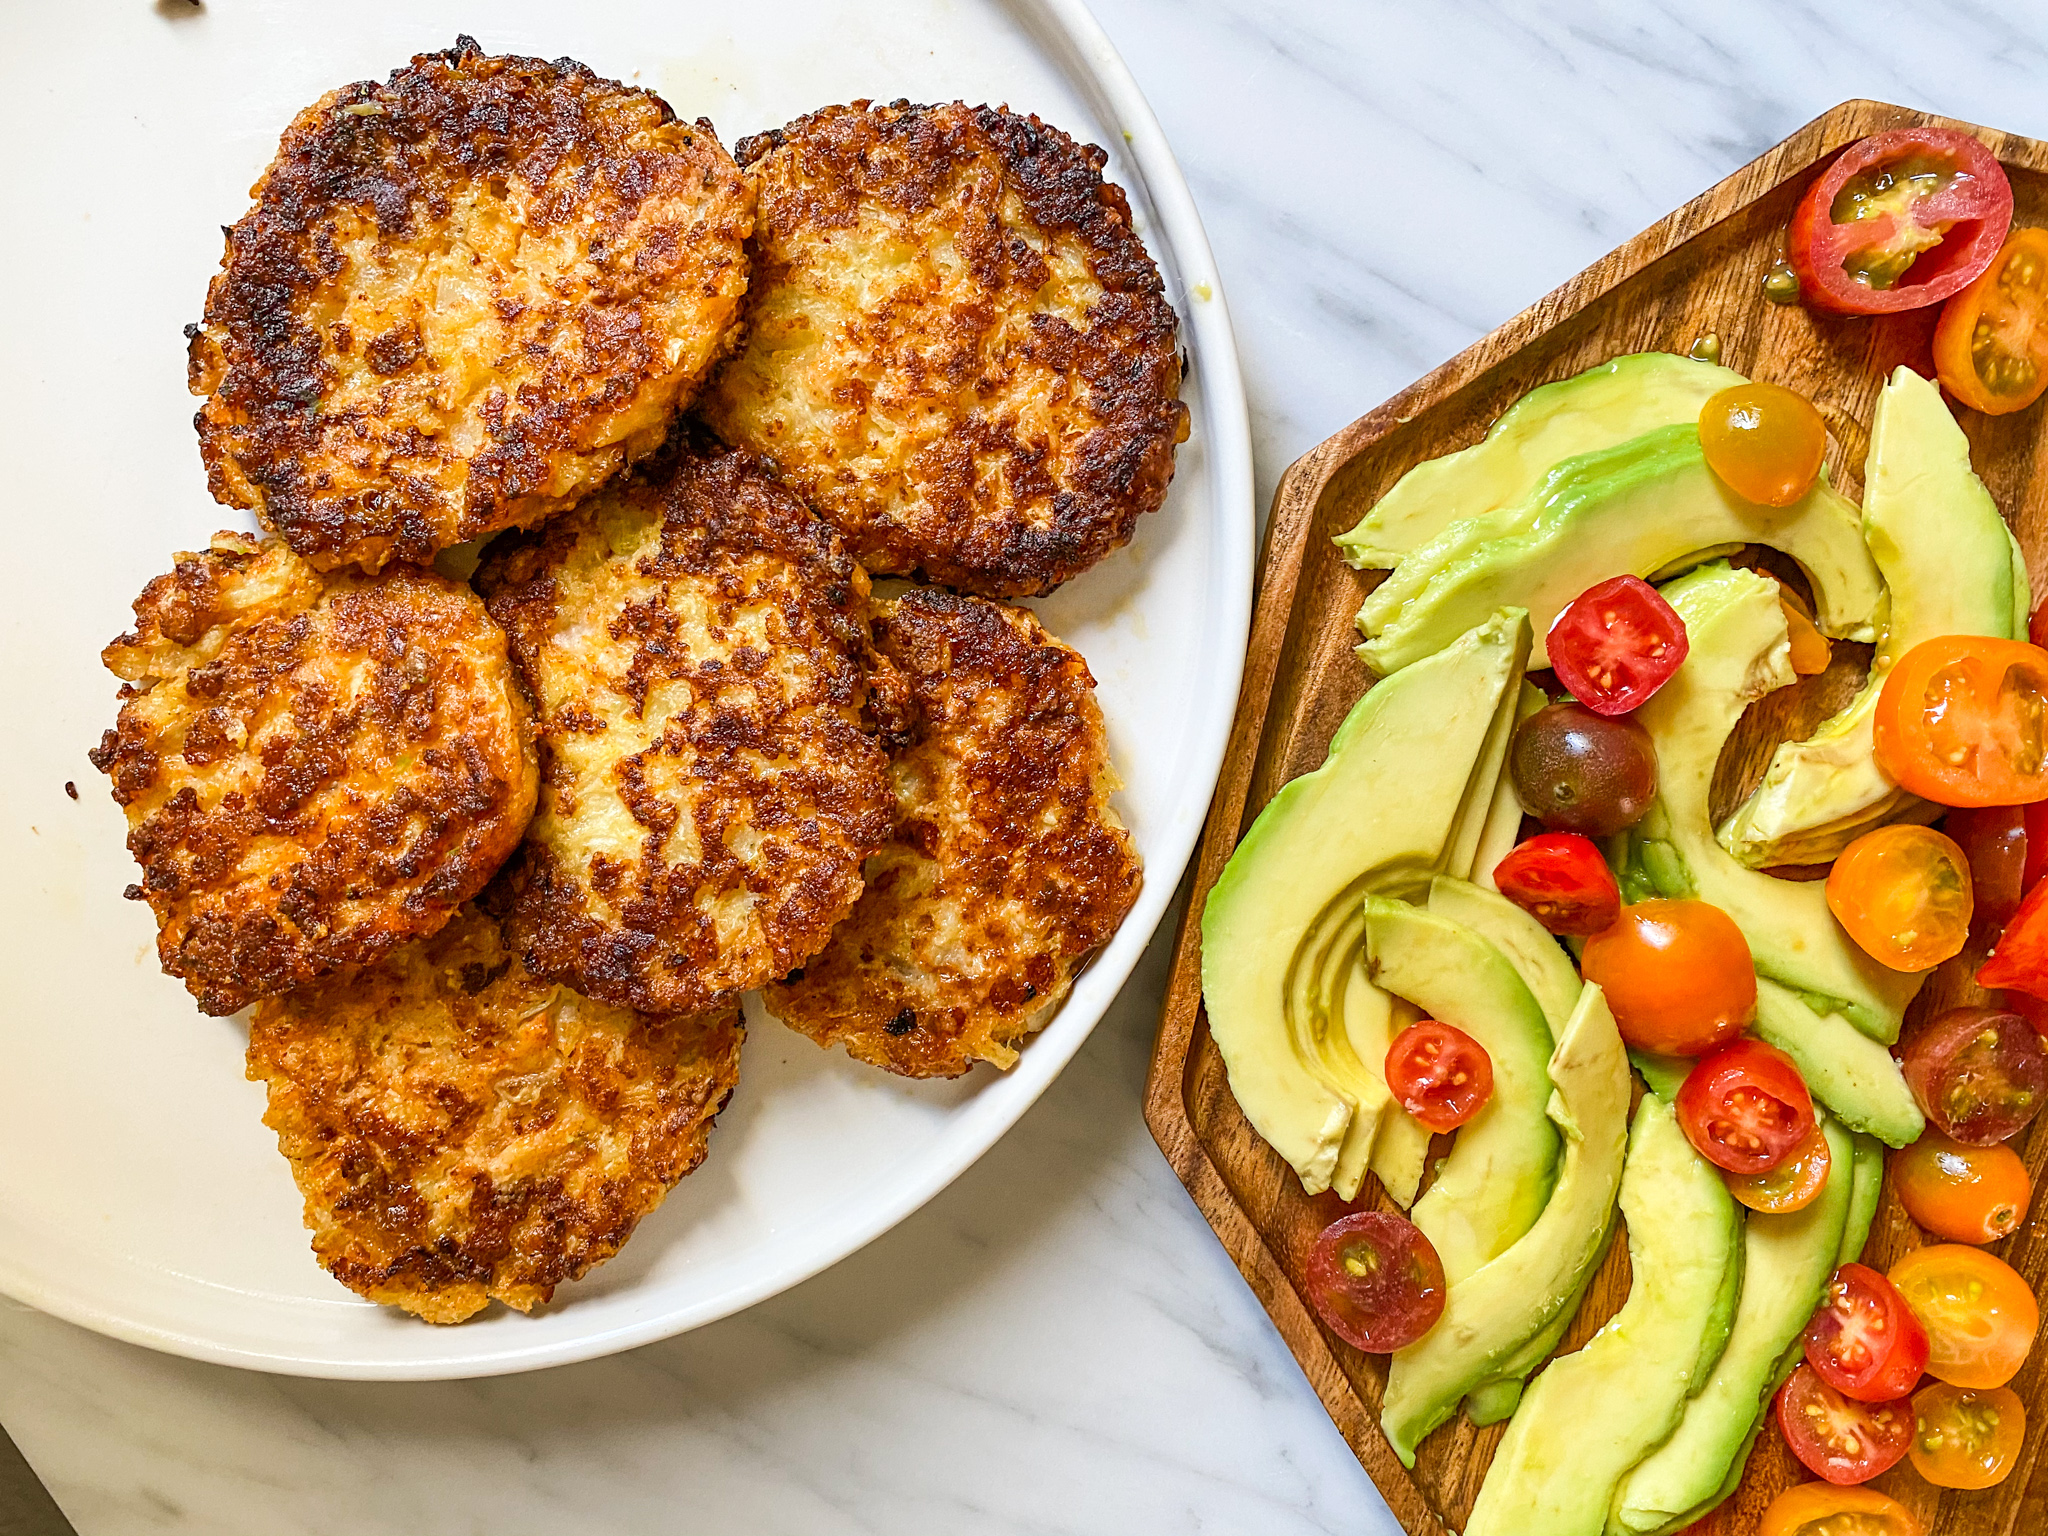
[1580,900,1756,1055]
[1979,880,2048,999]
[1676,1038,1815,1174]
[1304,1211,1446,1353]
[1946,806,2027,929]
[1787,127,2013,315]
[1873,635,2048,808]
[1805,1262,1932,1403]
[1776,1364,1915,1485]
[1546,575,1690,715]
[1385,1021,1494,1133]
[1901,1004,2048,1145]
[1491,832,1621,936]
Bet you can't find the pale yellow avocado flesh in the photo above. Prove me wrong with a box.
[1470,683,1546,890]
[1199,611,1530,1193]
[1333,352,1748,571]
[1720,366,2029,867]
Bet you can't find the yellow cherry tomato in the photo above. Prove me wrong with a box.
[1889,1244,2040,1389]
[1826,824,1973,971]
[1726,1122,1831,1213]
[1893,1131,2032,1244]
[1757,1482,1921,1536]
[1909,1380,2026,1489]
[1699,382,1827,506]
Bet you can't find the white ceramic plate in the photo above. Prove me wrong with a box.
[0,0,1251,1379]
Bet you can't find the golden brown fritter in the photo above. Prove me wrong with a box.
[698,100,1187,598]
[89,533,537,1016]
[766,589,1141,1077]
[188,37,754,572]
[247,903,742,1324]
[477,441,897,1016]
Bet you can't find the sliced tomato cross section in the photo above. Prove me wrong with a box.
[1675,1038,1813,1173]
[1776,1361,1915,1485]
[1490,832,1620,936]
[1804,1261,1930,1403]
[1547,575,1690,715]
[1385,1020,1493,1133]
[1303,1211,1446,1354]
[1873,635,2048,808]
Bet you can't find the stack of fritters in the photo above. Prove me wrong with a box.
[94,41,1176,1322]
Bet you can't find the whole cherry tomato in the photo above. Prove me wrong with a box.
[1805,1261,1931,1403]
[1726,1121,1832,1213]
[1510,702,1658,837]
[1385,1021,1493,1133]
[1890,1244,2039,1390]
[1491,832,1621,936]
[1775,1363,1915,1485]
[1893,1131,2032,1244]
[1758,1482,1921,1536]
[1581,901,1757,1056]
[1899,1004,2047,1145]
[1945,805,2027,929]
[1546,575,1690,716]
[1788,126,2013,315]
[1698,382,1827,506]
[1304,1211,1445,1353]
[1909,1381,2026,1489]
[1825,824,1973,972]
[1873,635,2048,807]
[1677,1038,1814,1174]
[1933,227,2048,415]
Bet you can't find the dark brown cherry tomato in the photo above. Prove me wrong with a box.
[1727,1121,1832,1213]
[1946,806,2027,930]
[1776,1363,1915,1485]
[1677,1038,1813,1173]
[1581,900,1757,1055]
[1385,1021,1494,1133]
[1900,1005,2048,1145]
[1546,575,1691,715]
[1873,635,2048,808]
[1491,832,1621,936]
[1509,701,1657,837]
[1304,1211,1446,1353]
[1910,1381,2026,1489]
[1698,382,1828,506]
[1805,1262,1931,1404]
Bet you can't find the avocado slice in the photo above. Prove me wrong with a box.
[1380,980,1631,1466]
[1620,563,1922,1042]
[1464,1093,1743,1536]
[1839,1132,1887,1266]
[1752,979,1923,1147]
[1365,900,1560,1284]
[1201,610,1531,1192]
[1469,683,1547,888]
[1356,425,1884,674]
[1427,877,1581,1033]
[1610,1114,1856,1535]
[1721,367,2029,866]
[1334,353,1748,571]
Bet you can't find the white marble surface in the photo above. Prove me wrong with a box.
[9,2,2048,1532]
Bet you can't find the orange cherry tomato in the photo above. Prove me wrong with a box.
[1889,1244,2040,1389]
[1909,1380,2026,1489]
[1825,824,1973,971]
[1758,1482,1921,1536]
[1779,586,1834,675]
[1873,635,2048,807]
[1727,1121,1832,1212]
[1893,1131,2032,1243]
[1580,900,1757,1055]
[1698,382,1828,505]
[1933,227,2048,415]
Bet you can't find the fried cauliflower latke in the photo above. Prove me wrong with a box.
[699,100,1187,598]
[767,589,1140,1077]
[477,442,896,1015]
[188,37,754,572]
[89,534,537,1016]
[247,904,741,1323]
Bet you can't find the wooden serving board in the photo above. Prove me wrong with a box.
[1145,100,2048,1536]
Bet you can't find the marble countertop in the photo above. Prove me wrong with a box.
[9,3,2048,1532]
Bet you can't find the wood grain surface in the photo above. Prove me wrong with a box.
[1145,100,2048,1536]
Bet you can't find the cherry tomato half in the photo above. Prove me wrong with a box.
[1890,1244,2040,1390]
[1946,805,2027,930]
[1385,1021,1493,1133]
[1727,1121,1832,1213]
[1910,1380,2026,1489]
[1778,583,1834,676]
[1825,824,1973,972]
[1546,575,1691,716]
[1934,227,2048,415]
[1582,901,1757,1056]
[1698,382,1827,506]
[1759,1482,1922,1536]
[1788,127,2013,315]
[1805,1261,1931,1403]
[1677,1038,1814,1174]
[1899,1004,2048,1145]
[1491,832,1621,936]
[1893,1131,2032,1244]
[1978,878,2048,1004]
[1776,1363,1916,1484]
[1873,635,2048,808]
[1304,1211,1446,1353]
[1509,702,1658,837]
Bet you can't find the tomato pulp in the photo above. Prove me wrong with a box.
[1934,227,2048,415]
[1758,1482,1922,1536]
[1978,878,2048,1003]
[1889,1244,2039,1390]
[1909,1381,2026,1489]
[1873,635,2048,807]
[1546,575,1689,715]
[1899,1004,2048,1145]
[1385,1021,1493,1133]
[1491,832,1620,936]
[1303,1211,1446,1354]
[1776,1362,1915,1485]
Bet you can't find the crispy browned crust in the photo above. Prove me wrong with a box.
[247,903,741,1323]
[766,589,1140,1076]
[188,37,754,571]
[477,440,896,1015]
[89,534,537,1015]
[698,100,1187,598]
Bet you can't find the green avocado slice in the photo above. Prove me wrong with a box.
[1839,1132,1887,1267]
[1355,424,1883,674]
[1334,353,1747,571]
[1467,684,1548,888]
[1621,563,1923,1042]
[1464,1093,1743,1536]
[1751,979,1923,1148]
[1721,367,2030,867]
[1380,981,1630,1466]
[1364,899,1559,1284]
[1609,1114,1856,1535]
